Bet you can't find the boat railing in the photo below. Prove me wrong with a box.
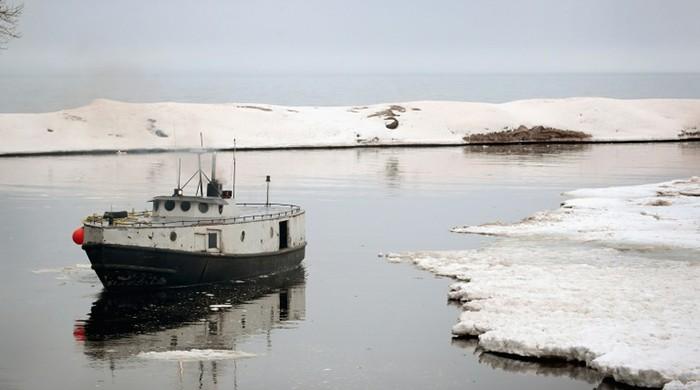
[84,203,303,228]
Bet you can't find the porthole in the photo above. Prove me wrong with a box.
[170,231,177,241]
[180,201,191,211]
[164,200,175,211]
[219,205,223,214]
[153,200,160,211]
[240,231,246,242]
[198,202,209,213]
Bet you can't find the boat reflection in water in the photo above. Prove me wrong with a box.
[74,266,306,373]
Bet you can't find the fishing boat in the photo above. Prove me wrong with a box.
[71,152,306,291]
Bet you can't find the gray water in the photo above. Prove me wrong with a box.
[2,73,700,113]
[1,143,698,389]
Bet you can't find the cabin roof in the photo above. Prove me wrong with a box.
[150,195,229,205]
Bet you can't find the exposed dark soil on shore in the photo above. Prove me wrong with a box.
[465,125,592,143]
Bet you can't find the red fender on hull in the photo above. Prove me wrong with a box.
[72,227,84,245]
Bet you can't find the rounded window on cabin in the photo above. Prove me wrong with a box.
[219,205,223,214]
[153,200,160,211]
[180,201,191,211]
[240,231,245,242]
[170,231,177,241]
[164,200,175,211]
[198,202,209,213]
[270,227,274,238]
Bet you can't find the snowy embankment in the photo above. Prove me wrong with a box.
[1,98,699,155]
[386,177,700,389]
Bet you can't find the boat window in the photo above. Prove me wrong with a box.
[199,202,209,213]
[180,201,191,211]
[219,205,223,214]
[165,200,175,211]
[208,232,218,249]
[153,200,159,211]
[240,230,245,242]
[170,231,177,241]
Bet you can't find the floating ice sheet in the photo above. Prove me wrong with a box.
[387,177,700,389]
[453,177,700,251]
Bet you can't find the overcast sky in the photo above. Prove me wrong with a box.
[2,0,699,74]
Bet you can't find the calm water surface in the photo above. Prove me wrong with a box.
[0,143,698,389]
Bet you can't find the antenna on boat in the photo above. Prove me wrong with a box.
[232,138,237,200]
[265,175,271,207]
[173,158,183,196]
[177,159,181,189]
[197,132,204,196]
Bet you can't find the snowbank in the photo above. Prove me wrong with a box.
[386,178,700,389]
[454,177,700,250]
[1,98,699,155]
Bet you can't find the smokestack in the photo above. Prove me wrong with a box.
[211,153,217,181]
[207,153,222,197]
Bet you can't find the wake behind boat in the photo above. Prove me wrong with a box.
[72,151,306,291]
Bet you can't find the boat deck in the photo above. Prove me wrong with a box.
[84,203,303,228]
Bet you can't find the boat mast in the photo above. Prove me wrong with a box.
[173,157,183,196]
[232,138,237,200]
[197,133,204,196]
[177,158,181,189]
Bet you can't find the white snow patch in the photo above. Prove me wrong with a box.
[387,177,700,389]
[454,177,700,251]
[137,349,255,361]
[1,98,699,155]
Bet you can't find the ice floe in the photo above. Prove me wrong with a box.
[454,177,700,251]
[31,263,97,283]
[386,177,700,389]
[1,98,699,155]
[137,349,255,361]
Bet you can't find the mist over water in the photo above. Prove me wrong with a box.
[2,73,700,113]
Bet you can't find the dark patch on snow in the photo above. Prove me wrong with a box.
[63,113,86,122]
[47,128,54,133]
[679,127,700,139]
[146,118,169,138]
[356,136,380,144]
[237,105,272,112]
[146,118,168,138]
[367,105,406,119]
[465,125,592,144]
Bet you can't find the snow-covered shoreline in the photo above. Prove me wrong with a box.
[1,98,699,155]
[386,178,700,389]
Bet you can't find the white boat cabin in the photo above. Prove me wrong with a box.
[151,195,235,219]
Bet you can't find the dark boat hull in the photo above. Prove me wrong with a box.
[82,243,306,291]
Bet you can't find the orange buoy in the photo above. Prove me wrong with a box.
[72,227,84,245]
